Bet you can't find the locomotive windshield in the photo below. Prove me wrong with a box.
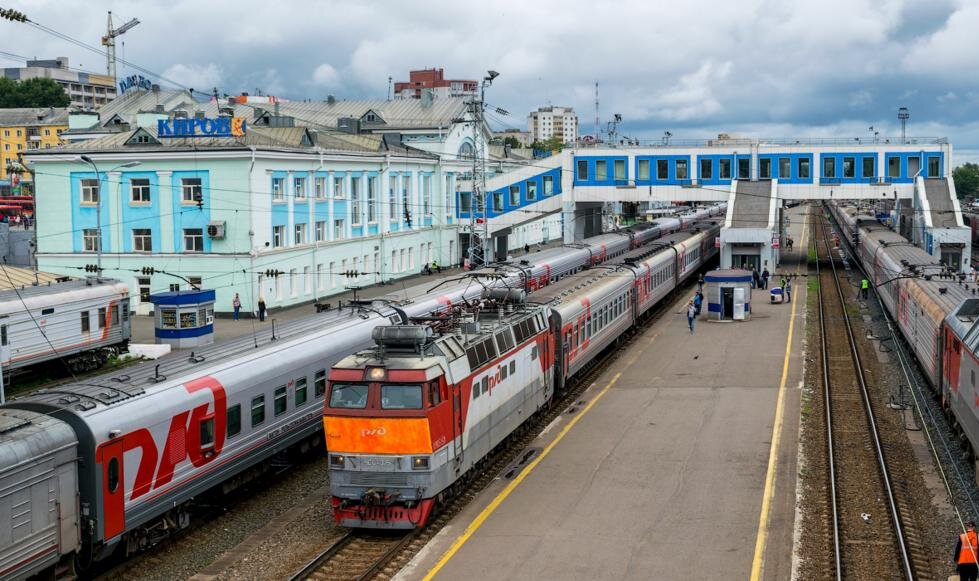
[380,384,423,410]
[329,383,369,408]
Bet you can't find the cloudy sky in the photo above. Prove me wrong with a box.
[4,0,979,162]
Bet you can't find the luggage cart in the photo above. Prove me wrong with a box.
[770,287,784,304]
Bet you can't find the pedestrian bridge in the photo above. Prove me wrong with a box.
[460,137,968,271]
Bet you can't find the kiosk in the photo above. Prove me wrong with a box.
[704,269,752,321]
[149,289,215,348]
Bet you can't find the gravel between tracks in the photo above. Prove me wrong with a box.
[797,215,962,580]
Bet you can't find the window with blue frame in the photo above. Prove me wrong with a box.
[760,158,771,179]
[493,192,504,212]
[613,159,626,181]
[700,159,712,180]
[887,156,900,178]
[543,175,554,195]
[596,160,607,181]
[526,181,537,200]
[843,157,855,178]
[798,158,810,179]
[638,159,650,181]
[823,157,836,178]
[657,159,669,180]
[778,157,790,180]
[576,159,588,181]
[509,185,519,206]
[927,155,941,177]
[862,157,875,179]
[719,158,731,179]
[675,159,688,180]
[738,158,750,179]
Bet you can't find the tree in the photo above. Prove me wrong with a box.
[501,136,523,150]
[954,163,979,200]
[0,77,70,108]
[530,136,565,152]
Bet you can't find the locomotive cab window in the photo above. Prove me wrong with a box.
[381,384,423,409]
[330,383,369,408]
[428,382,442,406]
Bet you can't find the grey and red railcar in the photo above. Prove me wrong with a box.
[324,222,721,528]
[0,221,706,579]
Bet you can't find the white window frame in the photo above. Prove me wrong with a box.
[317,263,325,291]
[130,178,151,204]
[329,261,336,288]
[81,179,100,204]
[389,184,398,222]
[314,176,326,199]
[315,221,325,242]
[333,176,345,200]
[290,268,298,297]
[422,174,432,215]
[272,177,285,201]
[181,177,202,204]
[132,228,152,252]
[368,176,377,223]
[304,266,312,294]
[294,176,307,199]
[183,228,204,252]
[82,228,100,252]
[351,177,362,226]
[294,223,307,245]
[273,225,285,248]
[334,219,345,240]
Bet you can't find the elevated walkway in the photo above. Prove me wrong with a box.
[911,176,970,270]
[720,180,779,271]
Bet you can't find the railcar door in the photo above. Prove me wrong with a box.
[97,439,126,540]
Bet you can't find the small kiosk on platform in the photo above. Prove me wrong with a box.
[149,289,215,348]
[704,269,752,321]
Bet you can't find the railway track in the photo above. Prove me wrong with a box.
[287,270,691,581]
[814,210,924,580]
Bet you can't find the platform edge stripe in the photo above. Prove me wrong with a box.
[422,371,624,581]
[749,212,806,581]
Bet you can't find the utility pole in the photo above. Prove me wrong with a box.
[102,11,140,84]
[467,70,498,269]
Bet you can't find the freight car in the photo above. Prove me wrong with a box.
[324,223,721,528]
[0,278,131,375]
[0,225,693,578]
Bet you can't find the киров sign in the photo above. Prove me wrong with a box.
[157,117,246,139]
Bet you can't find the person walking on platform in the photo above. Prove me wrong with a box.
[525,243,531,255]
[751,267,760,289]
[232,293,241,321]
[954,521,979,581]
[762,268,770,290]
[693,291,703,316]
[697,273,705,291]
[861,277,870,300]
[432,259,441,274]
[686,300,697,334]
[258,294,267,322]
[787,236,794,251]
[784,278,792,303]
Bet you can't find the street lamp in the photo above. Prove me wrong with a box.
[74,156,140,275]
[898,107,910,144]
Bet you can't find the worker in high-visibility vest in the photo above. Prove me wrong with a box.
[954,521,979,581]
[860,278,869,300]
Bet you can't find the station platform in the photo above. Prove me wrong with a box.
[396,205,811,581]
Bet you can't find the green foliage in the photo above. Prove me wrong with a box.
[954,163,979,200]
[501,136,522,150]
[530,135,565,152]
[0,77,70,108]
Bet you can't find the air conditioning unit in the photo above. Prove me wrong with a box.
[207,221,226,239]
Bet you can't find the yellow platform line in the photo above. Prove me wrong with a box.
[749,210,808,580]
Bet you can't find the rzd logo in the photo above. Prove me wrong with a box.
[361,427,387,437]
[115,377,227,501]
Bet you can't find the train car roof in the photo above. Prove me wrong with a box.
[0,408,76,467]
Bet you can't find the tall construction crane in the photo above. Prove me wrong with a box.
[102,11,139,83]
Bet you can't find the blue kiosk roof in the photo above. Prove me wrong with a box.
[149,289,216,306]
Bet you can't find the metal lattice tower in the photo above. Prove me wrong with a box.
[466,71,497,269]
[102,11,140,83]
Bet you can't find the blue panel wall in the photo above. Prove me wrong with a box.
[70,171,111,252]
[120,171,161,252]
[457,167,561,220]
[171,170,211,253]
[695,154,736,186]
[573,156,630,186]
[817,152,877,184]
[634,155,693,186]
[758,153,814,184]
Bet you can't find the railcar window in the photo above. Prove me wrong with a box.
[251,395,266,426]
[98,307,107,328]
[314,369,327,396]
[41,308,54,315]
[121,303,129,321]
[472,382,480,400]
[111,305,119,326]
[200,418,215,448]
[0,325,5,346]
[296,377,308,406]
[531,345,539,360]
[330,384,368,408]
[227,405,241,437]
[509,361,516,374]
[81,311,90,332]
[481,376,489,394]
[381,384,423,409]
[274,386,287,416]
[107,457,120,493]
[501,364,508,379]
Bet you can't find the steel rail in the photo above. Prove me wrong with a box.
[818,211,915,580]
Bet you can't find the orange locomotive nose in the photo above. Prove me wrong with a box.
[323,416,433,454]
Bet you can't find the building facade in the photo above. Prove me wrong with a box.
[2,58,116,109]
[393,69,477,100]
[528,106,578,144]
[0,108,68,194]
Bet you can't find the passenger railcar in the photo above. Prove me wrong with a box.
[0,227,677,578]
[0,278,131,374]
[324,225,718,528]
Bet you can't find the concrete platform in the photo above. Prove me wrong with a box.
[396,205,811,581]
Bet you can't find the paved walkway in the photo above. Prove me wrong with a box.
[396,205,811,581]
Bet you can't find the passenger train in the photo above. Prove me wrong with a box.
[324,223,721,528]
[829,202,979,486]
[0,278,131,375]
[0,205,723,580]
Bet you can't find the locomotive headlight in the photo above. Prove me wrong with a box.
[367,367,386,381]
[411,456,430,470]
[330,454,345,468]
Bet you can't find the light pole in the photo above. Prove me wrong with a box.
[467,69,498,269]
[74,156,140,276]
[898,107,909,144]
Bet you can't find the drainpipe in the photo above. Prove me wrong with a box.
[248,146,257,316]
[313,147,325,301]
[380,153,391,285]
